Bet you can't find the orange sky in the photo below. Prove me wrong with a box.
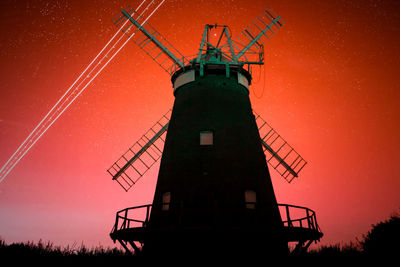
[0,0,399,249]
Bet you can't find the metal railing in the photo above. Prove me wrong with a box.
[111,203,321,235]
[278,204,321,233]
[111,205,152,233]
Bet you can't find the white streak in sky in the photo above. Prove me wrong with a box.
[0,0,166,183]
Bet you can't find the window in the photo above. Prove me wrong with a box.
[200,131,213,145]
[245,190,257,209]
[162,192,171,211]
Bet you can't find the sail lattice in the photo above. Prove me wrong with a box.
[107,110,171,191]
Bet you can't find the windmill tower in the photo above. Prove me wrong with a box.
[107,3,323,257]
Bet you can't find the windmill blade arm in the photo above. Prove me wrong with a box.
[254,111,307,183]
[235,8,284,62]
[114,5,188,74]
[261,139,298,178]
[108,110,171,192]
[112,122,168,180]
[121,9,184,68]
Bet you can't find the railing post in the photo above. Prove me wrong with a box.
[314,213,320,232]
[285,205,293,227]
[309,212,315,230]
[145,205,150,226]
[312,213,317,230]
[123,209,128,229]
[113,215,119,232]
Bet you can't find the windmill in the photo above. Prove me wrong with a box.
[0,0,322,258]
[107,3,323,257]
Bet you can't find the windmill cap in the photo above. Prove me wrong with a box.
[171,64,252,95]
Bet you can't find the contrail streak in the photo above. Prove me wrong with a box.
[0,0,165,183]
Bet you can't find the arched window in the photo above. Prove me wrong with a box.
[245,190,257,209]
[162,192,171,211]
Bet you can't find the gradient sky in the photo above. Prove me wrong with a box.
[0,0,399,250]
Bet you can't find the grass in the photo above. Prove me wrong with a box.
[0,239,126,256]
[1,214,398,261]
[0,238,135,264]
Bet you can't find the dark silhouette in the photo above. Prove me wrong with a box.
[361,213,400,257]
[108,6,322,257]
[1,212,399,262]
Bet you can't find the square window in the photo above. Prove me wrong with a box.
[162,192,171,211]
[200,131,213,145]
[245,190,257,209]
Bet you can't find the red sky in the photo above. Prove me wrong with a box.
[0,0,399,250]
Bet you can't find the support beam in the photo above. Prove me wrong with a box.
[196,25,209,63]
[128,241,141,254]
[224,27,237,62]
[117,240,133,254]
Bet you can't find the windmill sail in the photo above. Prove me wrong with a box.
[254,111,307,183]
[232,8,284,64]
[112,5,189,75]
[108,110,171,191]
[109,109,306,192]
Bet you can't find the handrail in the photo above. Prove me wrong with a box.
[111,203,321,235]
[278,203,321,233]
[112,205,152,233]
